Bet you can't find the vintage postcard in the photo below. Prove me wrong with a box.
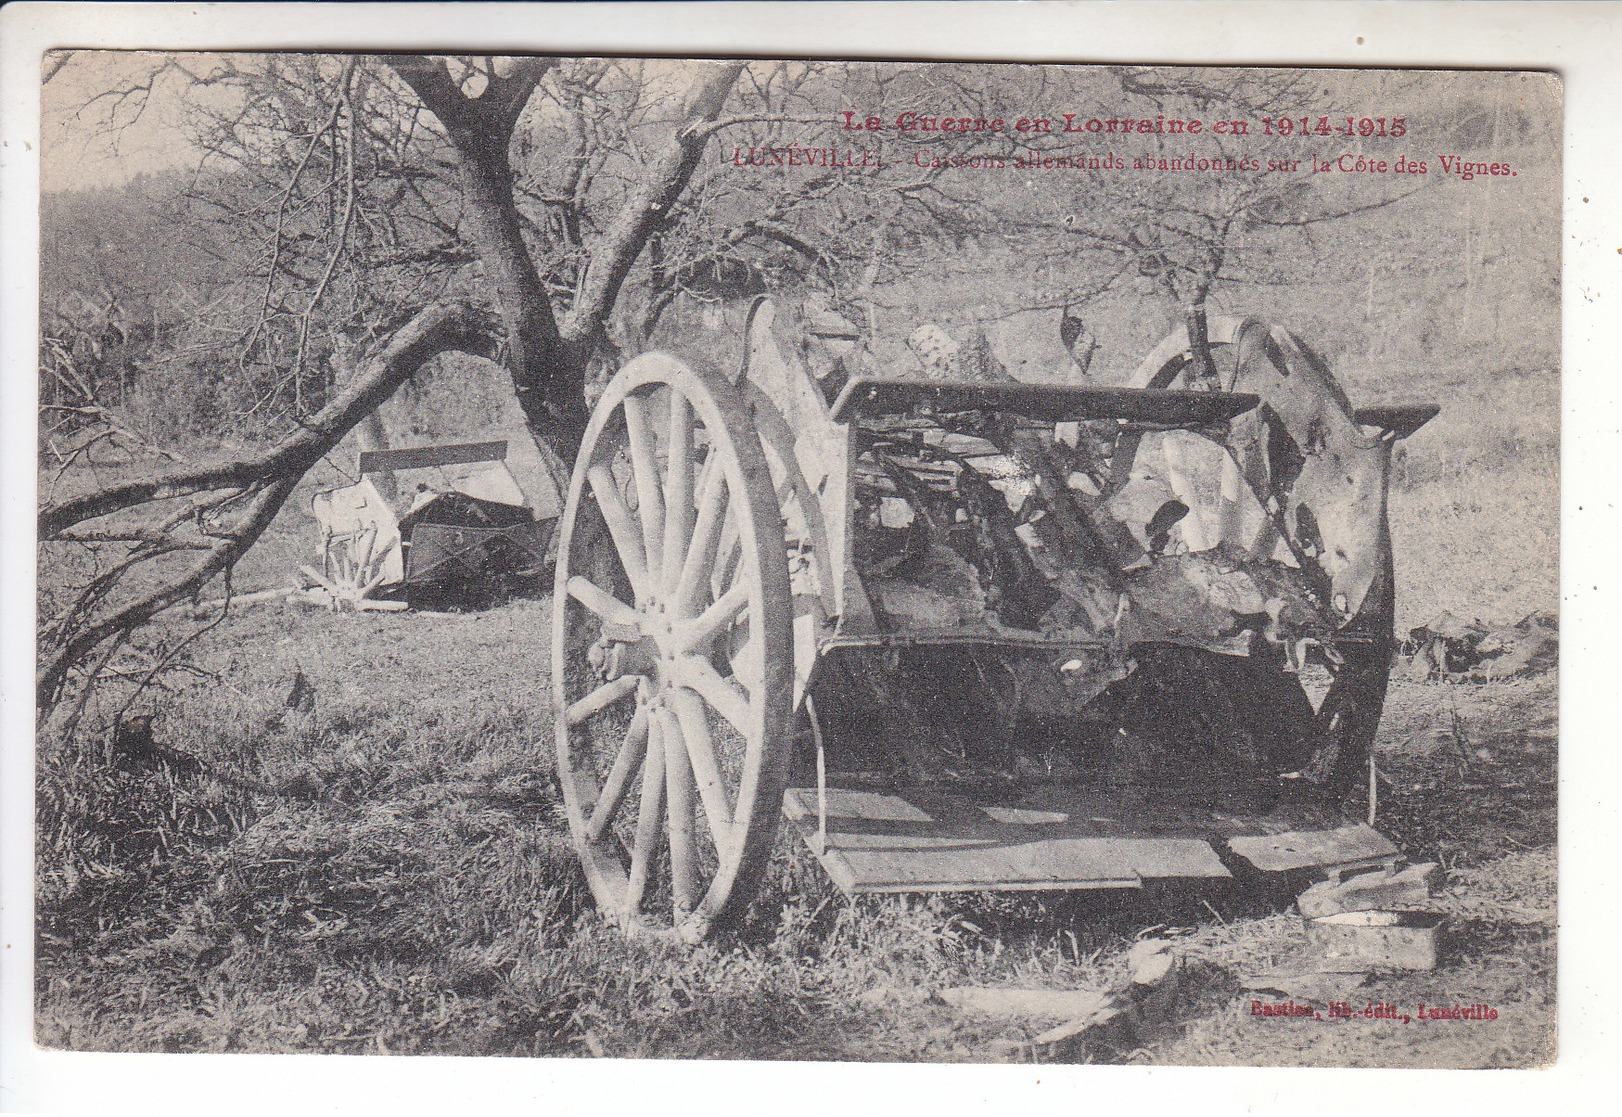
[7,2,1595,1107]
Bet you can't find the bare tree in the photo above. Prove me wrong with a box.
[36,53,754,723]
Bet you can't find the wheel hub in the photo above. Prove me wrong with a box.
[591,625,660,682]
[590,596,701,695]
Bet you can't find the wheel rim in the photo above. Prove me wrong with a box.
[552,354,793,941]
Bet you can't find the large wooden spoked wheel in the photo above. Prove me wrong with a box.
[552,354,794,942]
[1128,318,1396,795]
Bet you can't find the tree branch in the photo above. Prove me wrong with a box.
[40,300,496,538]
[563,61,745,341]
[37,478,298,706]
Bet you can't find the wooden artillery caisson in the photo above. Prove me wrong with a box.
[552,299,1437,941]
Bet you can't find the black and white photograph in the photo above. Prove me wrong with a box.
[6,2,1610,1105]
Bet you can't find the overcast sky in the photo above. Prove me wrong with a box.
[41,51,211,193]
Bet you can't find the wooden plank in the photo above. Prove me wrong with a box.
[1227,823,1399,873]
[828,377,1259,426]
[937,987,1110,1021]
[782,787,1230,894]
[359,440,508,474]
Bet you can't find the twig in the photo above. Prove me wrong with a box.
[43,631,128,741]
[42,430,115,505]
[115,574,237,724]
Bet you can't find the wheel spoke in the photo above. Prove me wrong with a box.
[712,516,744,601]
[566,674,640,726]
[300,563,344,598]
[774,475,797,512]
[567,575,638,629]
[586,705,649,842]
[674,458,729,613]
[658,706,701,913]
[671,688,734,851]
[676,581,751,654]
[355,526,378,585]
[623,393,667,586]
[588,464,651,599]
[624,713,667,917]
[673,656,752,737]
[662,392,696,593]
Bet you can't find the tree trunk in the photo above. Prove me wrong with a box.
[386,57,743,487]
[454,127,587,462]
[384,56,585,481]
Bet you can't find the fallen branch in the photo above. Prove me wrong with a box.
[38,477,297,706]
[36,299,499,714]
[40,300,496,539]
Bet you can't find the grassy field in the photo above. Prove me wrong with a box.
[32,340,1558,1067]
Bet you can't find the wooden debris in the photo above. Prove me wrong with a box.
[936,986,1109,1021]
[187,586,300,616]
[1227,823,1400,875]
[1017,939,1204,1060]
[292,582,408,612]
[1297,862,1442,919]
[1025,1002,1133,1053]
[1306,910,1445,971]
[1125,939,1182,1023]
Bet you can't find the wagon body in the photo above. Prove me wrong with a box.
[552,298,1436,940]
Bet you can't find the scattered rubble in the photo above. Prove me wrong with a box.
[962,937,1221,1061]
[929,862,1457,1058]
[1401,610,1557,682]
[1305,909,1445,972]
[1296,862,1443,919]
[1241,861,1448,995]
